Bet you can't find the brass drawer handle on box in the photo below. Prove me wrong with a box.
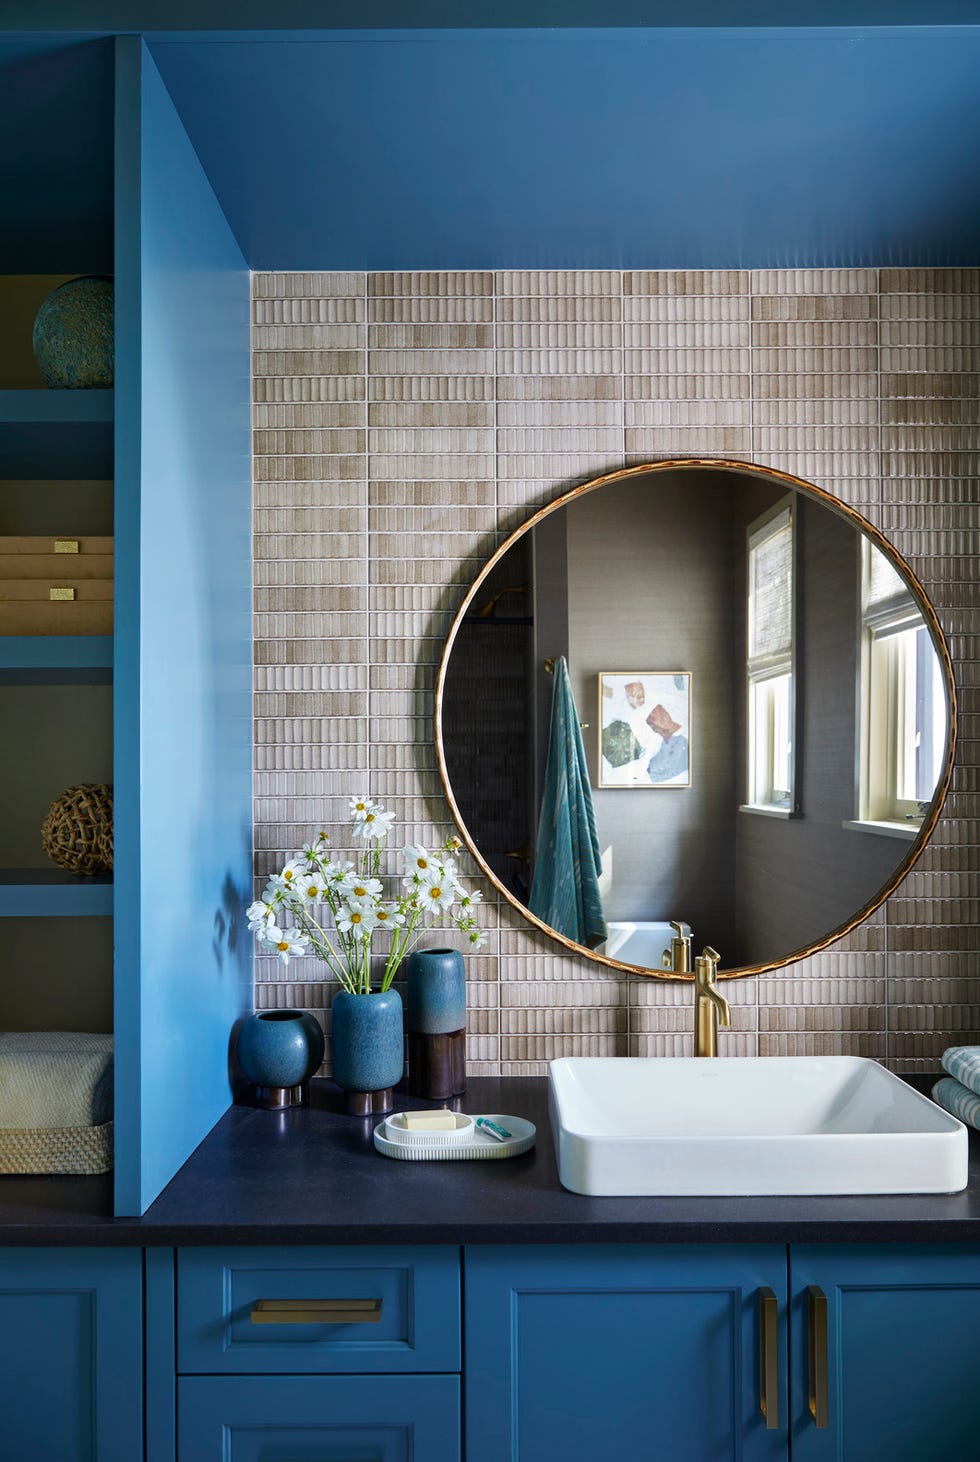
[807,1285,829,1428]
[758,1286,779,1429]
[250,1297,383,1325]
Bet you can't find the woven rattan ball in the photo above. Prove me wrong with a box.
[41,783,114,875]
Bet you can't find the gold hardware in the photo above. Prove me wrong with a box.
[759,1287,779,1429]
[54,540,79,554]
[544,657,556,676]
[49,587,75,601]
[250,1298,383,1325]
[807,1286,829,1428]
[475,583,528,617]
[694,945,731,1057]
[668,920,692,975]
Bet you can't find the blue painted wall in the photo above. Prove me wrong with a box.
[114,37,252,1215]
[147,28,980,269]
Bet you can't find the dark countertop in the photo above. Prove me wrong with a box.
[3,1076,980,1245]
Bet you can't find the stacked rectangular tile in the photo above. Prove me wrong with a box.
[367,273,500,1072]
[251,273,368,1063]
[250,269,978,1080]
[880,269,980,1073]
[623,270,752,465]
[495,271,629,1072]
[750,269,887,1060]
[621,270,756,1054]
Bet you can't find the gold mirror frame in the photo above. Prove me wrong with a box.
[435,459,958,982]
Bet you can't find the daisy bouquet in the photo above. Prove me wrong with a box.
[247,796,487,994]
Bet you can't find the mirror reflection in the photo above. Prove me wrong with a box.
[437,463,953,976]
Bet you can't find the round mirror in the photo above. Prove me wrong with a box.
[436,461,956,980]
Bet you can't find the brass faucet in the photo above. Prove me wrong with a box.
[665,920,692,974]
[694,946,731,1057]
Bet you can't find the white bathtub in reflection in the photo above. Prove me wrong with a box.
[600,921,685,968]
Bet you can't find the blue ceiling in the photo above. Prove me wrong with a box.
[148,29,980,270]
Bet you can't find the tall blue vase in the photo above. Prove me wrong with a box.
[406,947,466,1100]
[330,989,404,1116]
[236,1008,324,1109]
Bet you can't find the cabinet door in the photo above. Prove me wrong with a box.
[466,1244,787,1462]
[0,1247,142,1462]
[791,1244,980,1462]
[179,1374,460,1462]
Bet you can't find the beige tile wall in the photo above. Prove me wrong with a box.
[252,268,980,1077]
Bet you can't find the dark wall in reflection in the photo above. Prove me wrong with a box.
[442,543,534,899]
[565,472,740,953]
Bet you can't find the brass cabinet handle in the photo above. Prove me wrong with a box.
[250,1298,382,1325]
[807,1285,829,1428]
[758,1286,779,1429]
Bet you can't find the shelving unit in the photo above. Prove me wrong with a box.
[0,389,113,478]
[0,869,113,918]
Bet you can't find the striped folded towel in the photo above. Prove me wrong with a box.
[942,1046,980,1098]
[932,1076,980,1131]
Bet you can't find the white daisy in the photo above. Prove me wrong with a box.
[353,806,396,842]
[338,873,383,901]
[374,902,406,930]
[418,868,456,912]
[260,925,309,964]
[349,795,377,823]
[246,899,277,931]
[466,927,489,949]
[337,903,380,937]
[403,844,435,877]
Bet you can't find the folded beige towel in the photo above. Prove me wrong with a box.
[0,1032,113,1129]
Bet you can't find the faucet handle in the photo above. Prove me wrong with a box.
[701,945,720,970]
[670,920,692,941]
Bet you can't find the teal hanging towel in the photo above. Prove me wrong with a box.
[528,656,608,949]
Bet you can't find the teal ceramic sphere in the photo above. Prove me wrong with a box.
[33,276,114,389]
[237,1009,324,1090]
[407,947,466,1035]
[331,989,404,1094]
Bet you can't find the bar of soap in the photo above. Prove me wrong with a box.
[400,1110,456,1131]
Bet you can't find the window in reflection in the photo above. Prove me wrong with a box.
[859,541,948,829]
[746,497,796,813]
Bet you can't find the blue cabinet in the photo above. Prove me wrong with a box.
[175,1245,461,1462]
[790,1244,980,1462]
[179,1375,460,1461]
[465,1244,789,1462]
[0,1247,142,1462]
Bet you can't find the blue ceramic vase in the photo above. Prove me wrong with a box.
[407,947,466,1034]
[33,276,114,389]
[330,988,403,1115]
[406,947,467,1100]
[236,1008,324,1109]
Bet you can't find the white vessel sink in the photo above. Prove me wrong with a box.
[548,1056,968,1196]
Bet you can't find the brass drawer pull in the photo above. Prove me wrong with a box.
[54,540,79,554]
[807,1285,829,1428]
[250,1298,383,1325]
[758,1286,779,1429]
[50,587,75,601]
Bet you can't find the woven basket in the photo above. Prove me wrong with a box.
[41,782,113,875]
[0,1120,113,1175]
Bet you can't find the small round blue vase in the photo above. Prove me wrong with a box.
[407,947,466,1035]
[330,989,403,1115]
[33,276,114,389]
[236,1009,324,1109]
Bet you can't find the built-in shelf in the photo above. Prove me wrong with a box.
[0,636,112,684]
[0,389,113,478]
[0,869,112,918]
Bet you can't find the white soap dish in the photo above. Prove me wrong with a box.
[383,1111,475,1147]
[374,1113,536,1162]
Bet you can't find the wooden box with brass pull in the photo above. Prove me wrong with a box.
[0,535,114,635]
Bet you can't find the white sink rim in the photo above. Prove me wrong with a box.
[548,1056,968,1197]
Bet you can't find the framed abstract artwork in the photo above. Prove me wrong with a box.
[598,672,691,788]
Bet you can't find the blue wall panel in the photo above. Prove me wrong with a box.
[148,28,980,269]
[114,37,252,1215]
